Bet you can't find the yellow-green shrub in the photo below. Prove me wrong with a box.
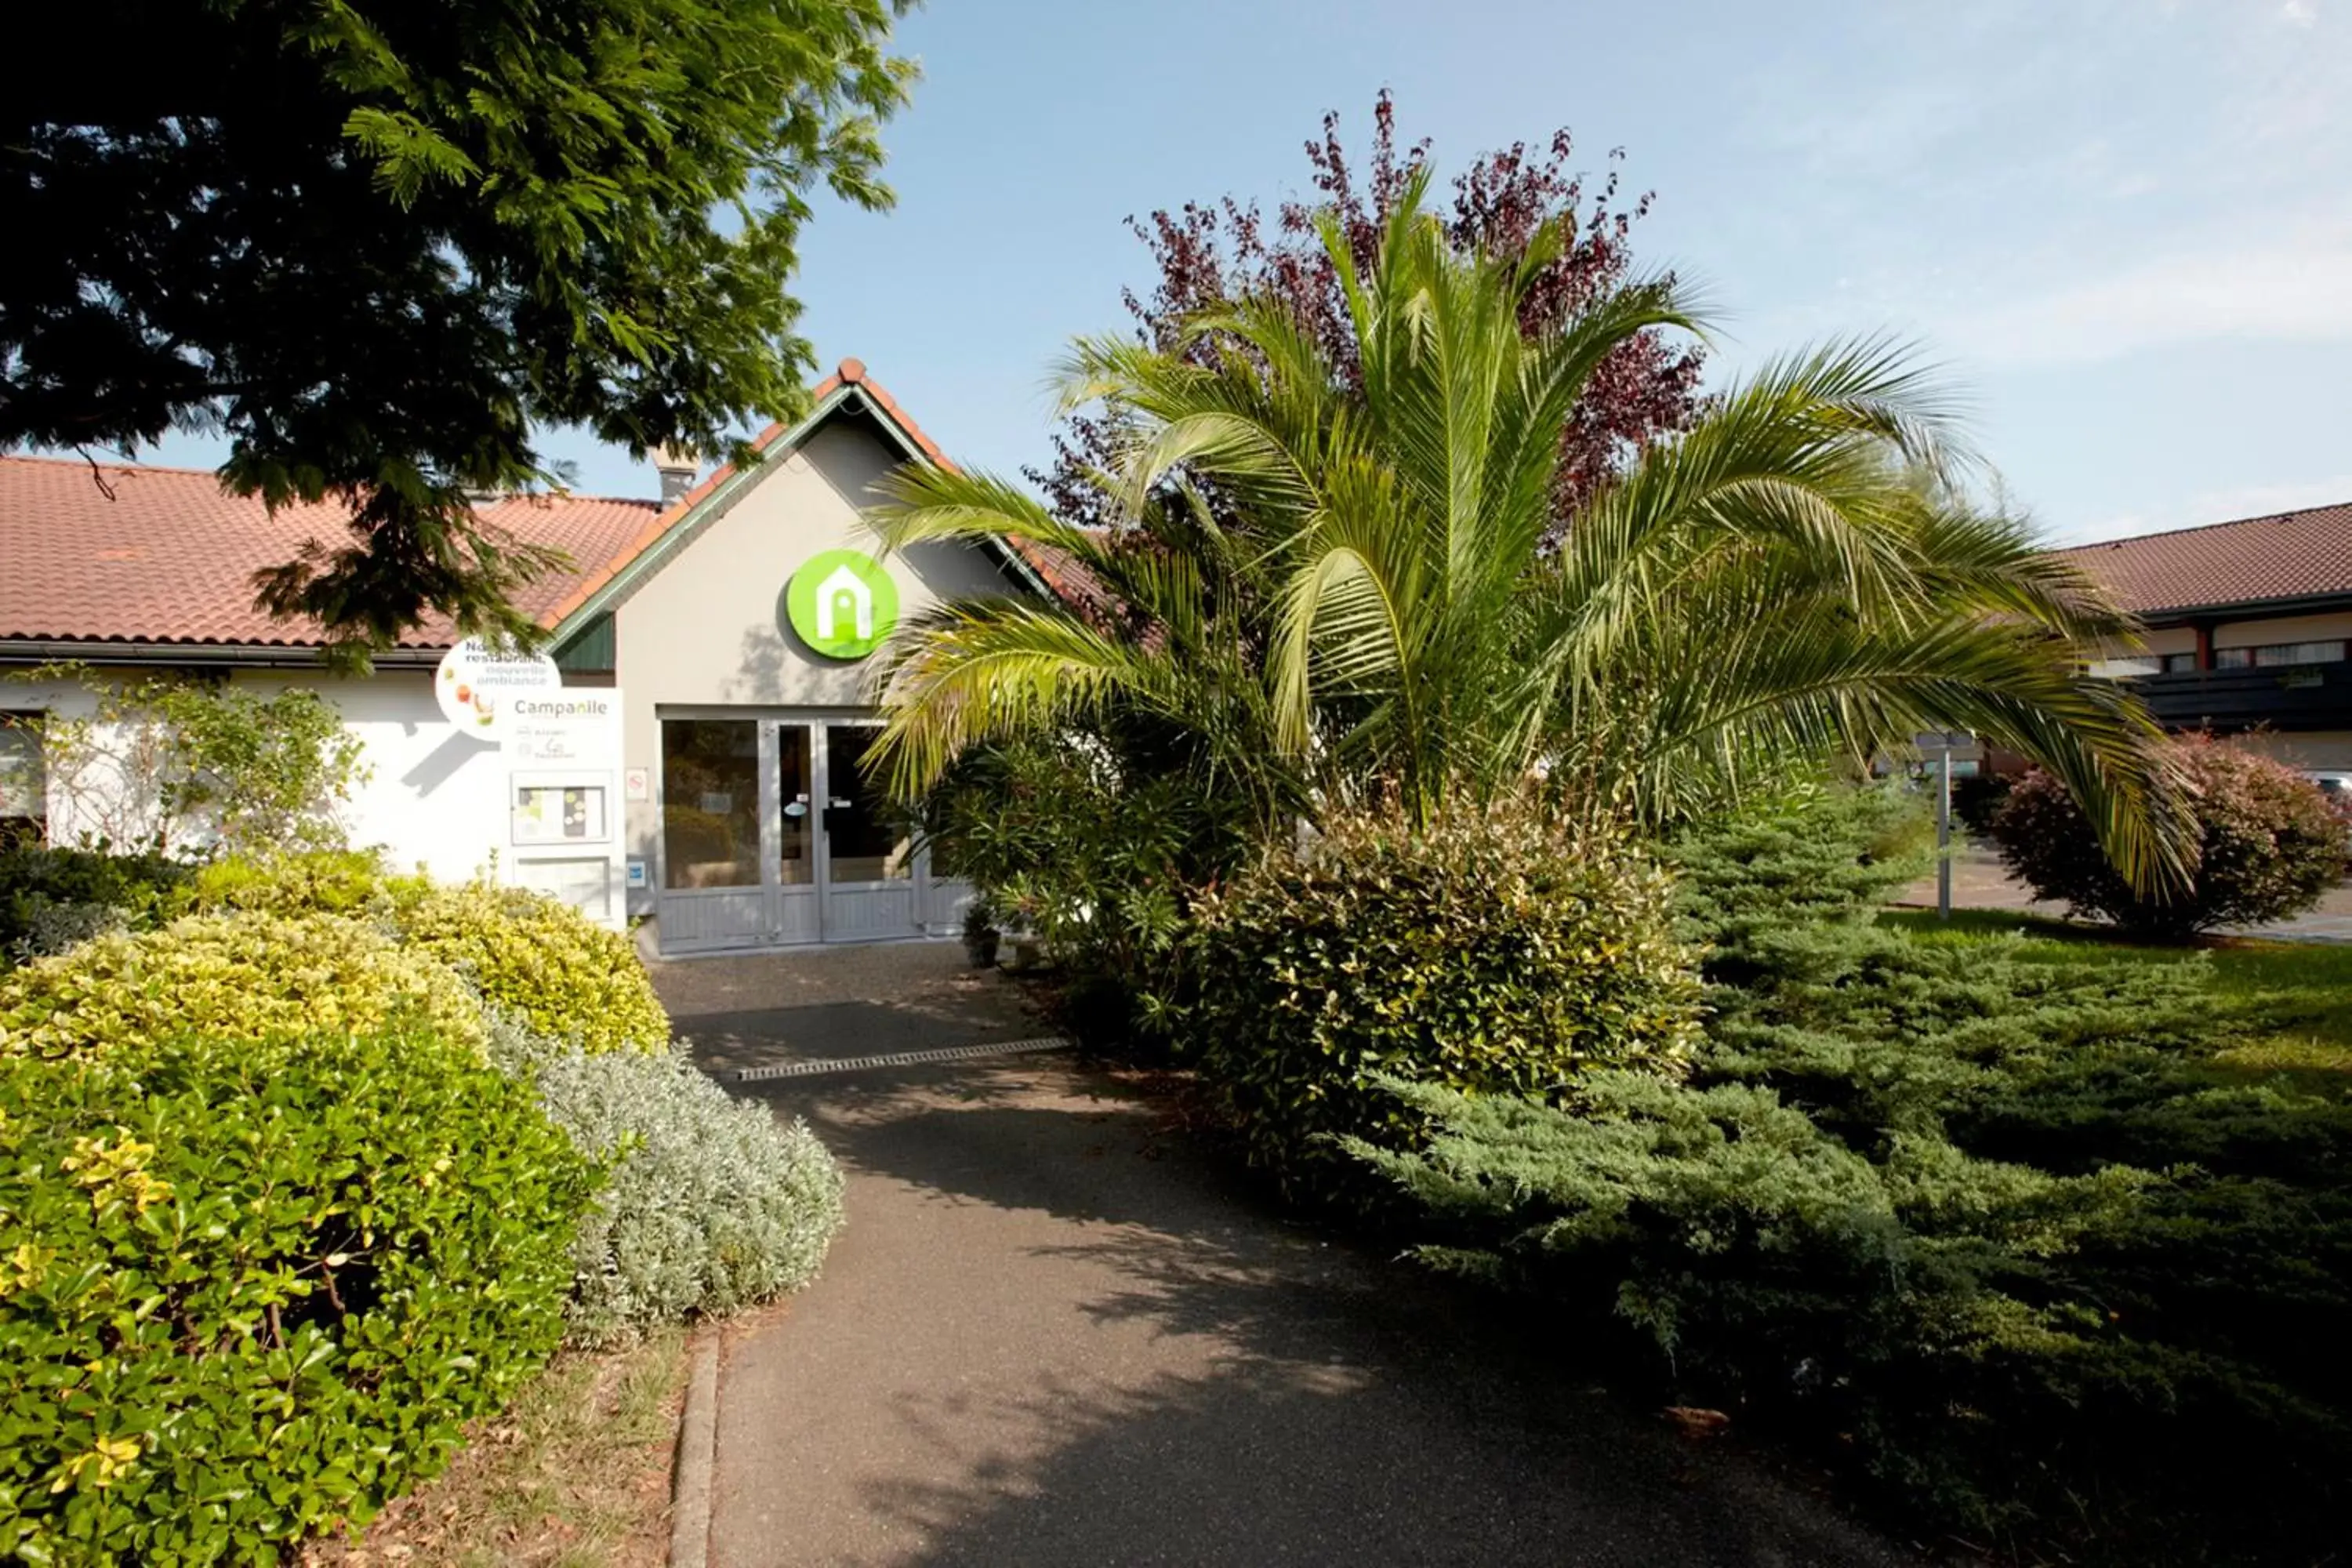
[0,913,484,1060]
[183,848,428,917]
[396,884,667,1054]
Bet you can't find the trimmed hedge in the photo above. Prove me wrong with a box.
[489,1024,846,1342]
[180,854,670,1055]
[0,913,485,1061]
[1187,800,1702,1200]
[0,1022,596,1559]
[396,884,669,1055]
[1989,732,2347,936]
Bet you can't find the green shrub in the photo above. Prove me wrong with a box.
[394,884,667,1055]
[1667,779,1933,970]
[0,912,485,1061]
[0,1022,597,1560]
[185,848,425,917]
[1989,732,2347,936]
[1187,799,1702,1200]
[924,735,1258,1056]
[1363,787,2351,1564]
[0,844,191,963]
[488,1024,846,1343]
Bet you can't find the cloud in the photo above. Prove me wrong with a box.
[2281,0,2318,26]
[1940,221,2352,366]
[2062,473,2352,544]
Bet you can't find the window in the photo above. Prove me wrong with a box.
[661,719,760,889]
[2160,652,2200,673]
[0,713,44,846]
[2216,640,2347,669]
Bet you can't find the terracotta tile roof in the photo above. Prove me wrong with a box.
[2,361,1088,653]
[0,454,659,648]
[2053,502,2352,618]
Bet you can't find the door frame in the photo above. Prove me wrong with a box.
[654,706,953,952]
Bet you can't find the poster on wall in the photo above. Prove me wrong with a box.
[435,637,563,739]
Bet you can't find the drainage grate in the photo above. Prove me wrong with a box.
[732,1036,1073,1083]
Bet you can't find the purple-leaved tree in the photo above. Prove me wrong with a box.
[1033,91,1706,533]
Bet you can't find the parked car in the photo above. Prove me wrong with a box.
[2303,769,2352,799]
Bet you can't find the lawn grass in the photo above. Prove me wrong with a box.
[301,1326,689,1568]
[1880,906,2352,1087]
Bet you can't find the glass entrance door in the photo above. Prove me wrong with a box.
[771,723,820,944]
[655,717,769,951]
[816,724,916,940]
[655,715,930,950]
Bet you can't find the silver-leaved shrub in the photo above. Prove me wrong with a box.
[487,1021,844,1342]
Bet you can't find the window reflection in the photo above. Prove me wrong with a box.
[777,725,813,886]
[661,720,760,889]
[826,725,911,882]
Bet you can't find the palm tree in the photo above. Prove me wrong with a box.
[868,171,2180,885]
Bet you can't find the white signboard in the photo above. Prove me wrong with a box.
[435,637,562,739]
[498,689,627,929]
[503,692,622,768]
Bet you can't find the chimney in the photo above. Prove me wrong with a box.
[653,445,697,506]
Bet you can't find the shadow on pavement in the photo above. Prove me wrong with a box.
[720,1061,1918,1567]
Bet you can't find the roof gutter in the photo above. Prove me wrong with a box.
[0,639,441,670]
[2134,591,2352,625]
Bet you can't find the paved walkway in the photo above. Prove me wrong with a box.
[1896,847,2352,943]
[656,944,1917,1568]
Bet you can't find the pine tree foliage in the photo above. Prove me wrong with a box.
[1357,787,2352,1563]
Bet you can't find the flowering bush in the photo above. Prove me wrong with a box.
[1990,733,2347,936]
[488,1023,845,1342]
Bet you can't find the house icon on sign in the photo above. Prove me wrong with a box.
[814,564,873,643]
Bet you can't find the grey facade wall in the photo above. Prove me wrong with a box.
[608,416,1014,909]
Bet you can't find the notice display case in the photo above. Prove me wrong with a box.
[511,777,611,846]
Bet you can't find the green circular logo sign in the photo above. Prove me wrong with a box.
[784,549,899,661]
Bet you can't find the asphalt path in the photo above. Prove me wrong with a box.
[658,944,1921,1568]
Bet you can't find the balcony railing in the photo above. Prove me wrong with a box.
[2117,659,2352,731]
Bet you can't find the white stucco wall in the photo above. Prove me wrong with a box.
[2,666,507,878]
[609,416,1017,898]
[297,670,508,880]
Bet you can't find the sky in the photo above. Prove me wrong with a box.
[155,0,2351,546]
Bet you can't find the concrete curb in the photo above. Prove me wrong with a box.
[668,1329,721,1568]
